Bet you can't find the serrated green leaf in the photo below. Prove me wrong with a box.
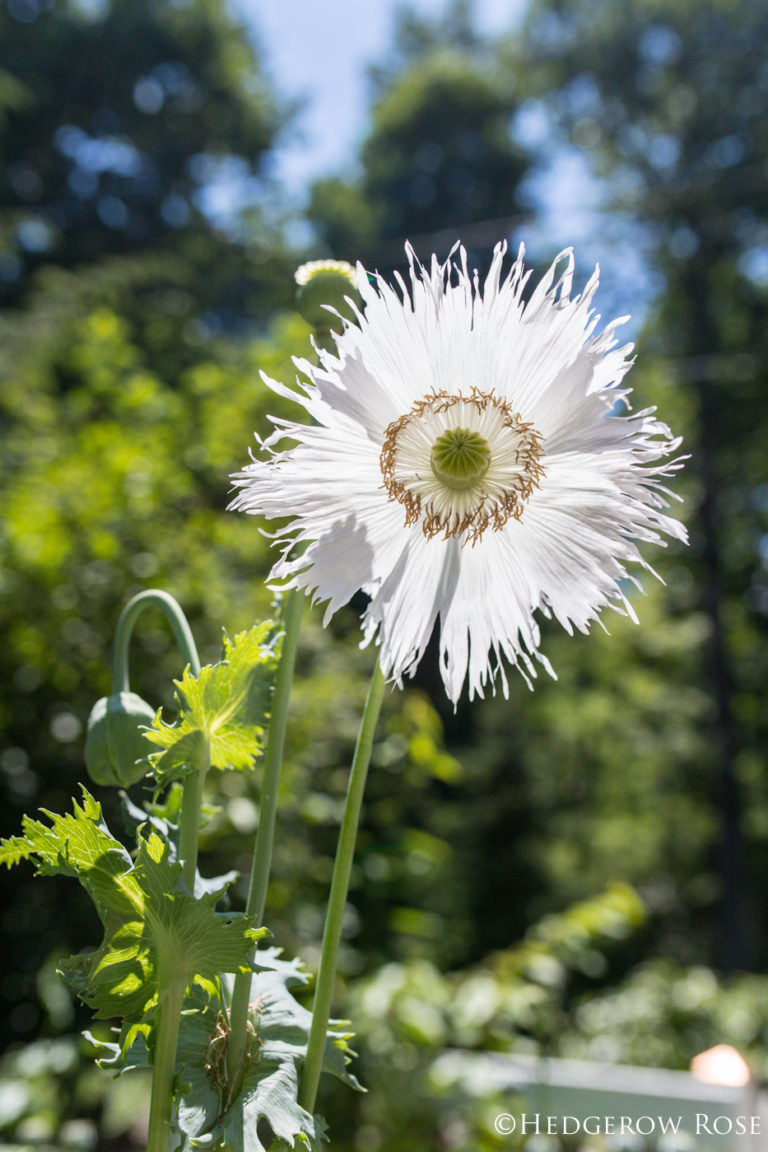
[145,622,279,780]
[242,953,362,1091]
[5,788,263,1023]
[91,947,352,1150]
[172,948,357,1151]
[6,789,139,922]
[120,791,235,899]
[181,1059,325,1152]
[236,1061,325,1152]
[83,1026,151,1074]
[176,1004,224,1138]
[0,835,35,868]
[151,729,210,780]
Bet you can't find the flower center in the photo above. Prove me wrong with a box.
[380,389,545,543]
[430,428,491,490]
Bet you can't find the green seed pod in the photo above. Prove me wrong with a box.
[84,692,156,788]
[294,261,362,332]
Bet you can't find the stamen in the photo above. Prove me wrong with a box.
[380,389,545,543]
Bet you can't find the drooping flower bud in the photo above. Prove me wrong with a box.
[84,691,156,788]
[294,260,361,333]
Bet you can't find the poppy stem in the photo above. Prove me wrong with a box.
[225,589,304,1098]
[298,660,387,1113]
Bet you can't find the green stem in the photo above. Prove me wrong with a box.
[146,978,186,1152]
[112,589,201,693]
[179,739,210,893]
[110,592,203,1150]
[226,589,304,1095]
[110,589,203,889]
[298,661,386,1114]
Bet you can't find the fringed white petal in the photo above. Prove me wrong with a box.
[230,243,688,703]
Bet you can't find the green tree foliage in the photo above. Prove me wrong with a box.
[0,0,294,337]
[0,297,292,1046]
[516,0,768,969]
[0,295,463,1057]
[4,0,768,1145]
[307,0,768,984]
[304,0,728,980]
[0,2,302,1052]
[0,2,467,1061]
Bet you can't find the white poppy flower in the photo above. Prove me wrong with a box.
[230,243,687,704]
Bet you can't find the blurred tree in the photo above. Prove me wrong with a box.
[507,0,768,969]
[304,0,768,981]
[0,0,286,1055]
[307,1,530,274]
[0,300,463,1055]
[304,0,725,978]
[5,6,768,1144]
[0,0,292,320]
[0,0,469,1066]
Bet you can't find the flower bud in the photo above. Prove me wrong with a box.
[294,260,362,332]
[84,692,156,788]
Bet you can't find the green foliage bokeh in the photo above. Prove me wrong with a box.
[3,0,768,1149]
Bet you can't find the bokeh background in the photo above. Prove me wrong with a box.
[1,0,767,1148]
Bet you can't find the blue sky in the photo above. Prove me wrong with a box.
[231,0,527,190]
[227,0,655,329]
